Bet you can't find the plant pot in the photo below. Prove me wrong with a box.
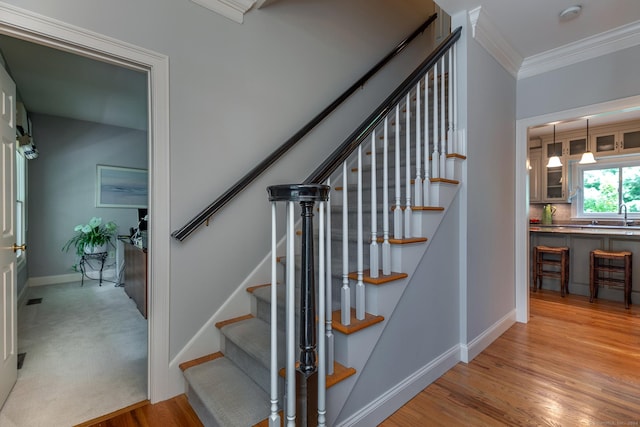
[84,243,107,254]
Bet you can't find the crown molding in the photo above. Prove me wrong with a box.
[518,20,640,79]
[190,0,257,24]
[468,6,522,78]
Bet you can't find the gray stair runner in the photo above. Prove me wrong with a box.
[184,357,271,427]
[183,306,287,426]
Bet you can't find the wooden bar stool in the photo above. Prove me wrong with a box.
[533,245,570,297]
[590,249,632,309]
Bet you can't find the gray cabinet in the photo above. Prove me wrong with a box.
[529,148,542,202]
[531,231,640,304]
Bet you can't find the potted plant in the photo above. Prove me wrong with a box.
[62,216,118,256]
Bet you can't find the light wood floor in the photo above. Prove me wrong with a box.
[78,291,640,426]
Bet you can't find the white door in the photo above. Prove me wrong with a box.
[0,65,17,409]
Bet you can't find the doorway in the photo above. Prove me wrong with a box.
[515,94,640,322]
[0,2,171,407]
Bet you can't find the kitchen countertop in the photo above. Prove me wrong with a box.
[530,224,640,236]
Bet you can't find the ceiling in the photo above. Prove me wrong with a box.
[0,34,148,131]
[0,1,639,133]
[441,0,640,59]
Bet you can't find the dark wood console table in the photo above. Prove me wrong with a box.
[123,240,148,318]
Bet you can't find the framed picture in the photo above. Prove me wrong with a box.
[96,165,148,208]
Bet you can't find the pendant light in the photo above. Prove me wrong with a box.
[547,125,562,167]
[579,119,596,164]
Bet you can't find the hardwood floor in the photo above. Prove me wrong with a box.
[75,395,203,427]
[382,291,640,426]
[78,291,640,426]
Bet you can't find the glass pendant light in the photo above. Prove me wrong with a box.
[579,119,596,164]
[547,125,562,167]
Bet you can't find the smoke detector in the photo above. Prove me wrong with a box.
[559,5,582,22]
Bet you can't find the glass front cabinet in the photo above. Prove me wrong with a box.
[591,123,640,156]
[532,119,640,204]
[541,138,567,201]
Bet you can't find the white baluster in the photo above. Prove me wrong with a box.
[325,179,334,376]
[370,132,379,279]
[317,201,327,427]
[394,105,402,239]
[382,118,391,276]
[423,73,430,206]
[341,161,350,326]
[269,202,280,427]
[432,61,440,179]
[453,44,459,155]
[356,145,365,320]
[404,95,412,238]
[414,83,423,207]
[440,56,447,178]
[285,201,296,427]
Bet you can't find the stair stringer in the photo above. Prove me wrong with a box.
[324,183,462,426]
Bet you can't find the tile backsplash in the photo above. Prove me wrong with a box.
[530,203,572,223]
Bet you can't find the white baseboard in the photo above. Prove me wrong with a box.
[336,344,460,427]
[27,269,118,287]
[28,273,82,287]
[18,279,30,306]
[460,309,516,363]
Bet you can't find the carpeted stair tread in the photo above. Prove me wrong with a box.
[251,285,286,306]
[184,356,271,426]
[220,316,283,371]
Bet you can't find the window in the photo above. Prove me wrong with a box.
[574,156,640,218]
[16,147,26,261]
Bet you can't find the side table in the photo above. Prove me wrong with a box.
[79,252,108,286]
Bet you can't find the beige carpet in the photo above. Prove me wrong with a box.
[0,281,147,426]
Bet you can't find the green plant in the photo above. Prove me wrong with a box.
[62,216,117,256]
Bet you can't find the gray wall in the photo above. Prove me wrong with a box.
[1,0,439,358]
[336,193,461,423]
[27,114,147,277]
[465,25,517,340]
[517,44,640,120]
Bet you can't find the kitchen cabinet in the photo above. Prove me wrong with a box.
[530,229,640,304]
[531,119,640,203]
[542,139,567,201]
[529,148,542,202]
[566,135,588,159]
[591,124,640,156]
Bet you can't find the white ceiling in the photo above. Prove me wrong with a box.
[440,0,640,59]
[0,34,148,131]
[0,1,639,133]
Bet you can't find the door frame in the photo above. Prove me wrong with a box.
[0,4,172,402]
[515,94,640,324]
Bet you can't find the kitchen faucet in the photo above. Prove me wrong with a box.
[619,203,629,226]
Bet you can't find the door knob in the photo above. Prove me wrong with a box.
[12,243,26,253]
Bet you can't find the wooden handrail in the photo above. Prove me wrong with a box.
[171,14,439,241]
[304,26,462,185]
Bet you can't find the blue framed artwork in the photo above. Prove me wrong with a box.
[96,165,148,208]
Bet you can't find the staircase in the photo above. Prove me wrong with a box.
[180,27,463,426]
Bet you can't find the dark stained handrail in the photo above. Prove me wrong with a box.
[304,26,462,185]
[172,13,439,241]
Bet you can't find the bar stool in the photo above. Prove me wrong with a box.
[533,245,570,296]
[589,249,632,309]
